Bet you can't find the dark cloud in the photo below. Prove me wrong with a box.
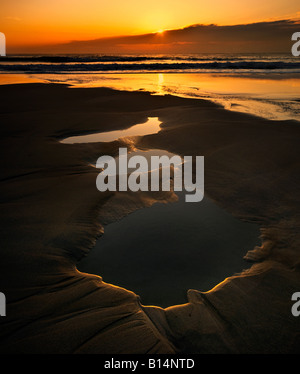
[28,19,300,53]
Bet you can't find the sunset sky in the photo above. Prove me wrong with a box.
[1,0,300,53]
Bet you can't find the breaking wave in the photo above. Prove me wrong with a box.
[1,54,299,73]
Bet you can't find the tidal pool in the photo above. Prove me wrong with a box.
[68,119,259,307]
[78,188,260,307]
[60,117,161,144]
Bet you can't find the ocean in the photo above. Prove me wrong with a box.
[1,53,300,73]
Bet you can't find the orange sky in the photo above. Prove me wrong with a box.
[1,0,300,51]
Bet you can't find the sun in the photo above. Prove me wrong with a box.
[157,29,164,34]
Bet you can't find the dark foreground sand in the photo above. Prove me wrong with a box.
[0,83,300,353]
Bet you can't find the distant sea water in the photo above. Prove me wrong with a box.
[0,53,300,121]
[1,53,300,73]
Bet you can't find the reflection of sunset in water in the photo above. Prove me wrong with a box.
[61,117,162,144]
[2,72,299,121]
[157,73,164,95]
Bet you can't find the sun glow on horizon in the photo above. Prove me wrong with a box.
[1,0,300,52]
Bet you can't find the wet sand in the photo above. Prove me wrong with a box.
[0,83,300,353]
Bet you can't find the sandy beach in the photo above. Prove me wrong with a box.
[0,82,300,353]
